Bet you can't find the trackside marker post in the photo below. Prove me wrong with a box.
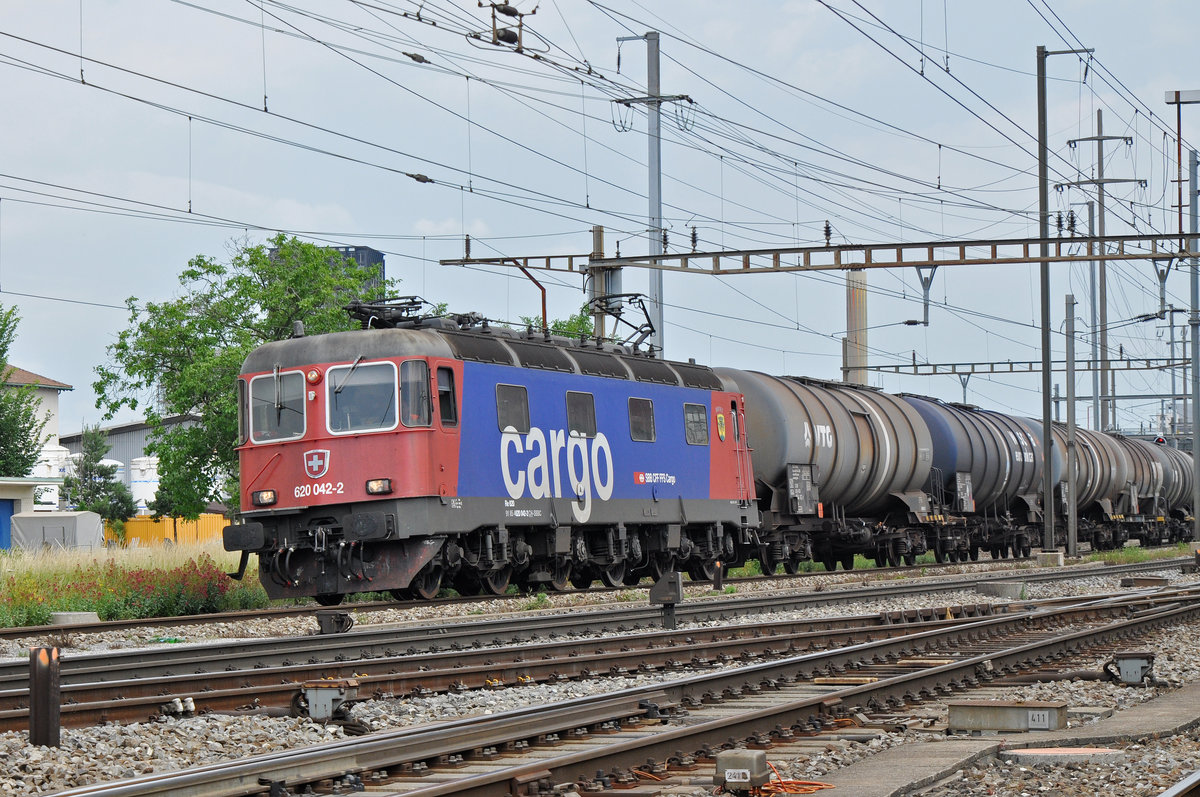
[29,646,60,747]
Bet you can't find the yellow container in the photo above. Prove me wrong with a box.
[105,514,227,546]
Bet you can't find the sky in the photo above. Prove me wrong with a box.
[1,0,1198,437]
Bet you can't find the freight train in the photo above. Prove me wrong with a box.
[222,301,1194,604]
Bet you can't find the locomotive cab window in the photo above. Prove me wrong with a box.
[250,369,306,443]
[683,403,709,446]
[496,384,530,433]
[629,398,655,442]
[400,360,432,428]
[566,391,596,438]
[327,360,399,434]
[437,367,458,427]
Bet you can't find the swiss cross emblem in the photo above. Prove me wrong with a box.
[303,449,330,479]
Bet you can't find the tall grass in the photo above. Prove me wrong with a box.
[0,543,269,627]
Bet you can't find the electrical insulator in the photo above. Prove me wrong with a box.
[495,28,519,45]
[661,230,668,251]
[691,226,698,252]
[823,220,831,246]
[1067,210,1076,235]
[1056,211,1063,236]
[464,234,471,259]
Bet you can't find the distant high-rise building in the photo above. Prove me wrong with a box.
[331,246,386,296]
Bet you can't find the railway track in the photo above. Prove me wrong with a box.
[0,558,1187,735]
[44,583,1200,797]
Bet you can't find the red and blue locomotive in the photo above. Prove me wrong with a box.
[223,304,757,604]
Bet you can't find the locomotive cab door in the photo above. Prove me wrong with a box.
[731,398,754,505]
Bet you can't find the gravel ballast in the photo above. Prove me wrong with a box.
[0,564,1196,795]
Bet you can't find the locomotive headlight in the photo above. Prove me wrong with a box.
[305,368,322,384]
[365,478,393,495]
[251,489,278,506]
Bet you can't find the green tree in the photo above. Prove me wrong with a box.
[62,425,137,535]
[0,306,48,476]
[94,234,392,518]
[519,305,595,337]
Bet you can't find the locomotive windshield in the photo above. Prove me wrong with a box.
[250,370,306,443]
[327,360,398,433]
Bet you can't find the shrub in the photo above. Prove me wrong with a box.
[0,544,270,627]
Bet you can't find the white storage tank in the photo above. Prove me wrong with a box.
[32,443,72,510]
[130,456,160,515]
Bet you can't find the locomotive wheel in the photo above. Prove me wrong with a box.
[689,561,722,581]
[410,566,443,600]
[650,554,673,581]
[452,571,482,596]
[600,562,627,588]
[547,560,571,591]
[819,554,837,572]
[969,544,980,561]
[313,593,345,607]
[839,552,855,571]
[482,566,512,595]
[570,569,594,589]
[1020,540,1032,558]
[933,543,946,564]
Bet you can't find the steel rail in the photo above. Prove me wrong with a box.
[1,558,1184,691]
[42,590,1200,797]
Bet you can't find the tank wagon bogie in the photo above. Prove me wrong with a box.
[222,305,1194,603]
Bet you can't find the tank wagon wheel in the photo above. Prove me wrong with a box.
[599,562,627,588]
[783,558,802,575]
[969,544,980,561]
[759,550,781,576]
[481,566,513,596]
[933,543,946,564]
[410,565,444,600]
[839,552,856,571]
[1020,539,1033,558]
[903,550,916,566]
[819,554,837,573]
[313,593,345,607]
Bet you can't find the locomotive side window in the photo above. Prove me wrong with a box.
[327,360,399,434]
[683,403,709,446]
[250,370,306,443]
[496,384,530,433]
[236,378,248,446]
[437,367,458,427]
[400,360,432,428]
[629,398,655,442]
[566,391,596,438]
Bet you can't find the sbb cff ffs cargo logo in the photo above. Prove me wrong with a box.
[304,450,331,479]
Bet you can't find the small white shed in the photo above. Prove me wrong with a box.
[11,511,104,550]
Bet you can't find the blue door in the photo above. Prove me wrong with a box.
[0,499,12,549]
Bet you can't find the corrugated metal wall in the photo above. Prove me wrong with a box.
[104,514,225,546]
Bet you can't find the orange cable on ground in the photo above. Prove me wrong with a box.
[756,761,836,794]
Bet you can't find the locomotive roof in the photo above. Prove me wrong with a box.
[242,325,727,391]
